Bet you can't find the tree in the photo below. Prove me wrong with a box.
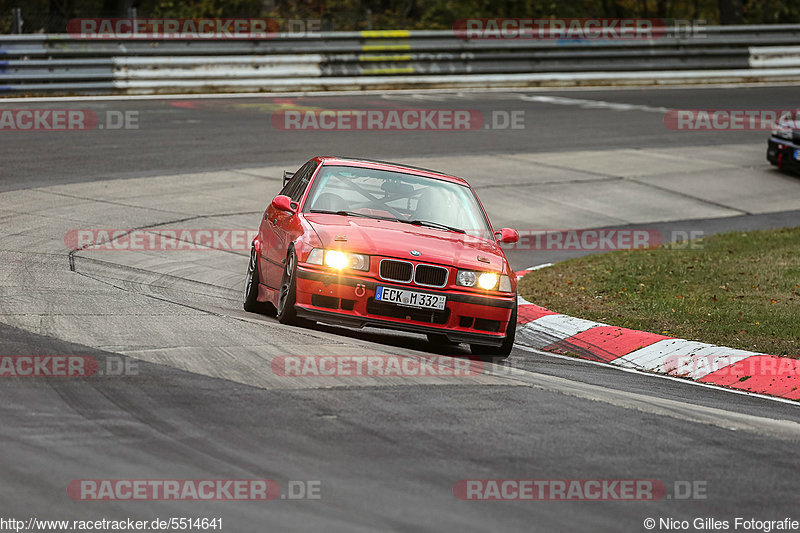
[717,0,742,23]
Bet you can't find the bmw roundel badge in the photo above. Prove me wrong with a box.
[409,250,421,257]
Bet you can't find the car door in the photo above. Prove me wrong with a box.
[261,161,317,288]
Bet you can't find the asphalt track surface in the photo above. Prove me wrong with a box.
[2,86,800,532]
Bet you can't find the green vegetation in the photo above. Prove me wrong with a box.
[517,227,800,357]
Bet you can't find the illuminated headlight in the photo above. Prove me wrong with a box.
[477,272,499,290]
[456,270,510,291]
[324,250,349,269]
[307,248,370,271]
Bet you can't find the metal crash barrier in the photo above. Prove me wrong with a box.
[1,25,800,94]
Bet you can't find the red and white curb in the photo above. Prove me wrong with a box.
[514,294,800,401]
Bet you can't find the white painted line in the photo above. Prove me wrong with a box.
[514,344,800,407]
[4,81,800,103]
[519,94,670,113]
[508,360,800,439]
[0,88,510,103]
[98,67,800,91]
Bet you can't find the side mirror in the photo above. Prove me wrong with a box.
[495,228,519,244]
[271,195,298,213]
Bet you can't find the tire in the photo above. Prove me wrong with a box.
[276,247,308,326]
[243,246,267,313]
[470,302,517,361]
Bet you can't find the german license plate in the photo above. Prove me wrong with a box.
[375,286,446,310]
[794,149,799,160]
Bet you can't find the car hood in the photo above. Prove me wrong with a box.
[305,213,507,272]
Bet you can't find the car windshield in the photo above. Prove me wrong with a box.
[304,165,493,239]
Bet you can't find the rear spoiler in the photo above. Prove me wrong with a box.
[283,171,294,186]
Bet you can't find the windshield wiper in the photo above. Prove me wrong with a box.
[309,210,463,233]
[398,219,466,234]
[309,209,371,218]
[309,209,396,221]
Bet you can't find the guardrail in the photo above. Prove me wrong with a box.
[2,26,800,94]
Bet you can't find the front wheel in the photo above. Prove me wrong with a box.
[243,246,267,313]
[276,247,309,326]
[470,302,517,361]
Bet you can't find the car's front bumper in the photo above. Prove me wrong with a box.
[767,136,800,172]
[293,266,515,346]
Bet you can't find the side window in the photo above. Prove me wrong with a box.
[293,163,316,202]
[278,162,305,198]
[280,161,317,202]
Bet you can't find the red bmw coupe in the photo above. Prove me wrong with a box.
[243,157,520,356]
